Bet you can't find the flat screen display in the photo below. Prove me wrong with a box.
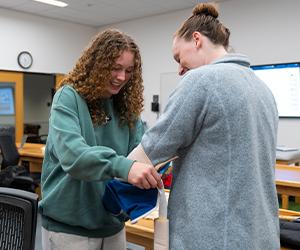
[0,87,15,115]
[251,63,300,118]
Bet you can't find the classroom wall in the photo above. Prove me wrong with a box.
[0,7,96,74]
[99,0,300,147]
[0,7,96,137]
[0,0,300,147]
[222,0,300,148]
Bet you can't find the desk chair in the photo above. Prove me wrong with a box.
[24,123,47,144]
[26,134,48,144]
[0,134,40,193]
[279,209,300,249]
[0,187,38,250]
[0,134,21,168]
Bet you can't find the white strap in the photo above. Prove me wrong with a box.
[158,188,167,218]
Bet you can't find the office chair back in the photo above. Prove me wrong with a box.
[0,134,20,169]
[0,133,36,193]
[0,126,15,141]
[0,187,38,250]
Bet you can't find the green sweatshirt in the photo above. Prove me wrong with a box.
[38,85,144,237]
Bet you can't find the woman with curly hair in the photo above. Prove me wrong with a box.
[39,29,162,250]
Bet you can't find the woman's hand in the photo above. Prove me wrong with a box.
[128,162,163,189]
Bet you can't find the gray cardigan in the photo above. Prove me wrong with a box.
[142,54,279,249]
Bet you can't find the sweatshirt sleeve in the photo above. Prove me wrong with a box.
[49,86,134,182]
[141,72,210,165]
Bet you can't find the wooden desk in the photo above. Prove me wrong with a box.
[277,159,300,166]
[279,208,300,219]
[18,143,44,173]
[125,209,300,250]
[126,219,154,250]
[276,164,300,209]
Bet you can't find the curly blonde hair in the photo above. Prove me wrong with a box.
[58,29,144,128]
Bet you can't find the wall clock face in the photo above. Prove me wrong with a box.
[18,51,33,69]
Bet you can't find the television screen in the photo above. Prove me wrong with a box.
[251,62,300,118]
[0,87,15,115]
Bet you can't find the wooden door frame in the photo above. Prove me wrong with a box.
[55,73,65,89]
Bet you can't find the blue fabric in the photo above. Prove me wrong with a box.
[102,179,158,222]
[158,162,172,174]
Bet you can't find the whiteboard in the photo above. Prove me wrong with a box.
[159,72,181,114]
[252,63,300,118]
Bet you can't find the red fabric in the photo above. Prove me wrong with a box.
[162,173,172,189]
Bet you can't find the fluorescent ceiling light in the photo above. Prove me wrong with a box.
[33,0,68,7]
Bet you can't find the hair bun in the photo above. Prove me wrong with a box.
[192,3,219,18]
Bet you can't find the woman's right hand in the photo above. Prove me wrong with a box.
[128,162,163,189]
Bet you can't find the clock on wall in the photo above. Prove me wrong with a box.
[17,51,33,69]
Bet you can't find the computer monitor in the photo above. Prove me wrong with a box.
[251,62,300,118]
[0,87,15,115]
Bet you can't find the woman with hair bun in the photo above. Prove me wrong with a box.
[39,29,162,250]
[131,3,279,249]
